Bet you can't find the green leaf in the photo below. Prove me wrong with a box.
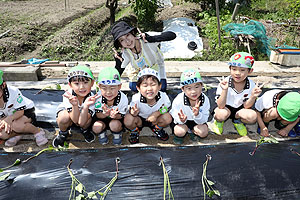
[88,191,97,199]
[0,173,10,181]
[206,190,215,198]
[13,159,21,166]
[56,84,61,90]
[0,169,3,173]
[75,194,85,200]
[75,183,84,193]
[214,189,221,196]
[207,179,215,186]
[97,191,104,196]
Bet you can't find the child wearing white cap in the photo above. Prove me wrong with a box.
[53,65,99,147]
[124,68,172,144]
[91,67,128,145]
[170,69,210,144]
[0,70,48,147]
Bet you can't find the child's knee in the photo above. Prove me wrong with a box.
[124,114,135,126]
[174,125,187,137]
[0,131,9,140]
[109,120,122,132]
[92,121,105,133]
[194,125,208,138]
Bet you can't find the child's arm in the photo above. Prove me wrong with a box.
[147,111,161,123]
[0,110,24,133]
[244,81,263,109]
[78,94,99,127]
[193,96,210,124]
[278,117,300,137]
[216,77,228,109]
[255,110,270,137]
[144,31,176,43]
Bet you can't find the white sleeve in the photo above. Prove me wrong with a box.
[120,50,131,69]
[193,95,210,124]
[170,95,184,124]
[119,94,129,115]
[162,92,171,108]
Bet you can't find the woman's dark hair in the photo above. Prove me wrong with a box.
[136,75,160,88]
[69,76,91,83]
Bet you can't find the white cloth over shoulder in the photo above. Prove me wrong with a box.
[255,89,283,112]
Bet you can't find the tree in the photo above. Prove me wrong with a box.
[106,0,118,25]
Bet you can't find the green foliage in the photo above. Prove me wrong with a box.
[202,154,220,200]
[129,0,159,29]
[160,157,174,200]
[68,158,120,200]
[250,136,278,156]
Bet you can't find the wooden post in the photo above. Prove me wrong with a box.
[215,0,221,47]
[231,3,240,21]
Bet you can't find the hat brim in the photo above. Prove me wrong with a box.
[113,27,137,49]
[228,62,251,69]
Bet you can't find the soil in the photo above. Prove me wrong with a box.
[1,0,299,62]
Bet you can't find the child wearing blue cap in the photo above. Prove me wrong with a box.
[0,70,48,147]
[91,67,128,145]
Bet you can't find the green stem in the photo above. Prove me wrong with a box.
[0,159,21,172]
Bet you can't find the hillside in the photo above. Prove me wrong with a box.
[0,0,299,62]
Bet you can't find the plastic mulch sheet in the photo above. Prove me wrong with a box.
[1,140,300,199]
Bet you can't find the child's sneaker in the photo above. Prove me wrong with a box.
[112,131,122,145]
[81,129,95,143]
[52,130,69,148]
[129,128,140,144]
[151,125,169,141]
[188,130,201,142]
[288,129,297,137]
[233,119,247,136]
[173,135,184,145]
[294,122,300,134]
[34,129,48,147]
[211,120,224,135]
[99,131,108,145]
[5,135,22,147]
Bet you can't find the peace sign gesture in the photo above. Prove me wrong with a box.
[130,103,139,117]
[178,109,187,123]
[110,107,120,119]
[101,103,111,117]
[84,94,101,108]
[137,27,148,43]
[217,76,228,90]
[112,47,123,62]
[251,81,265,98]
[192,99,201,116]
[63,91,78,106]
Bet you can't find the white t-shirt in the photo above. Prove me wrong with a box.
[0,85,34,119]
[170,92,210,124]
[56,89,95,116]
[215,76,255,108]
[130,91,171,119]
[255,89,284,112]
[94,91,128,116]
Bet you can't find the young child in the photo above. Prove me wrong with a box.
[111,21,176,92]
[0,70,48,147]
[91,67,128,145]
[212,52,263,136]
[124,68,172,144]
[255,90,300,137]
[53,65,98,147]
[170,69,210,144]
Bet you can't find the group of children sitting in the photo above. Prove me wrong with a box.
[0,52,299,147]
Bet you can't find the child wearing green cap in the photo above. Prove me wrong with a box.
[255,90,300,137]
[212,52,263,136]
[170,69,210,144]
[0,70,48,147]
[89,67,128,145]
[124,68,172,144]
[53,65,99,147]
